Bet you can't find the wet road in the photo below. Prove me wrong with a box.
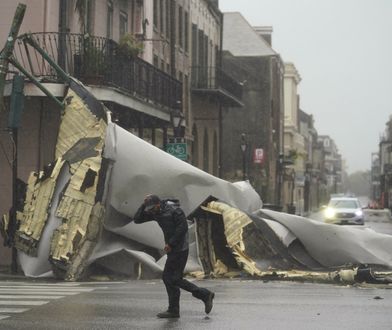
[0,279,392,330]
[1,211,391,330]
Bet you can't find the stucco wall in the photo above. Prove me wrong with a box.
[0,0,61,45]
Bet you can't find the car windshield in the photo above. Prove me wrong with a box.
[329,200,359,209]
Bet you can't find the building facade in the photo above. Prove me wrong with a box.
[0,0,244,265]
[317,135,343,196]
[378,116,392,209]
[220,13,284,203]
[282,62,306,213]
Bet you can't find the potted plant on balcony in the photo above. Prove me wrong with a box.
[117,33,144,59]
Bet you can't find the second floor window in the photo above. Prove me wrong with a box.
[75,0,94,34]
[184,11,189,52]
[120,11,128,38]
[160,0,164,33]
[178,6,183,48]
[153,0,158,28]
[107,1,113,39]
[166,0,170,38]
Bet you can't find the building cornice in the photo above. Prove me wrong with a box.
[284,62,301,83]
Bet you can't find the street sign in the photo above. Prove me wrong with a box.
[253,148,264,164]
[166,142,187,160]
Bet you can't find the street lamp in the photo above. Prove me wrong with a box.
[170,105,184,139]
[289,169,296,214]
[240,133,247,180]
[304,164,311,213]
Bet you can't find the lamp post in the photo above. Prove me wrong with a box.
[240,133,247,181]
[166,104,187,161]
[277,153,284,208]
[170,106,184,139]
[304,164,311,213]
[289,169,296,214]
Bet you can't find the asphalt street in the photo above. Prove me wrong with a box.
[0,278,392,330]
[1,212,391,330]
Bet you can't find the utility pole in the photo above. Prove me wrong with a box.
[0,3,26,274]
[8,74,25,274]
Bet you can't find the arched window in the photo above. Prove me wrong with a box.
[203,129,209,172]
[192,124,198,167]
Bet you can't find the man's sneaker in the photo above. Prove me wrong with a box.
[156,310,180,318]
[204,291,215,314]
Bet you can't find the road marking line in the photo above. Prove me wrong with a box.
[0,295,64,299]
[0,282,81,286]
[0,301,49,306]
[0,287,94,292]
[0,308,29,313]
[0,290,79,295]
[0,283,102,322]
[80,281,126,285]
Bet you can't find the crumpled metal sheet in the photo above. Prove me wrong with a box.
[102,122,263,218]
[87,122,263,276]
[194,201,392,284]
[11,79,263,280]
[14,83,108,280]
[256,209,392,268]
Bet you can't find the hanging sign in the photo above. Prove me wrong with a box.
[253,148,264,164]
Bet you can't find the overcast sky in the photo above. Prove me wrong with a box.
[219,0,392,174]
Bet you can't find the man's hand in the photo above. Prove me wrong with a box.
[164,244,172,253]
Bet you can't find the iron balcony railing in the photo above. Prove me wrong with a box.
[191,66,242,101]
[10,32,182,110]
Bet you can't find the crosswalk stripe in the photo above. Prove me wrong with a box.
[0,308,29,313]
[0,290,81,295]
[0,282,81,287]
[0,282,102,322]
[0,287,94,292]
[0,300,49,306]
[0,295,64,299]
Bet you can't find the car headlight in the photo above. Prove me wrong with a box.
[355,210,363,217]
[325,207,336,219]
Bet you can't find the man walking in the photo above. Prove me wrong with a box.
[133,194,215,318]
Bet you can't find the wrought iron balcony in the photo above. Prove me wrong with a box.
[191,66,243,107]
[10,32,182,110]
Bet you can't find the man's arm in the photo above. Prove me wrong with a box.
[167,208,188,248]
[133,203,154,224]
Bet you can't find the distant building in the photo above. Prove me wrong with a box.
[370,152,381,203]
[378,115,392,209]
[283,62,304,213]
[189,1,243,174]
[221,12,284,203]
[317,135,343,196]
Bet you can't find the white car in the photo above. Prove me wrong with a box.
[324,197,365,225]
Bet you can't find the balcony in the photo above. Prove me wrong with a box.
[191,66,243,107]
[10,32,182,111]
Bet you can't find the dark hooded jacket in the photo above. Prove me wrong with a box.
[134,200,189,253]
